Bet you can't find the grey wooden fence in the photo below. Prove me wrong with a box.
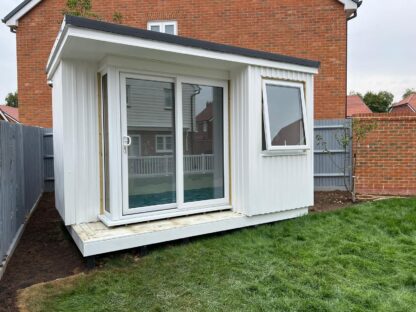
[43,131,54,192]
[0,122,52,278]
[314,119,352,191]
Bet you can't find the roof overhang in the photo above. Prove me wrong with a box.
[338,0,361,18]
[2,0,42,27]
[46,15,320,80]
[3,0,360,28]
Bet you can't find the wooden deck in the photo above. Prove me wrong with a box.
[69,208,308,257]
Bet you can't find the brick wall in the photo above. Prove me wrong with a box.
[16,0,348,127]
[353,113,416,196]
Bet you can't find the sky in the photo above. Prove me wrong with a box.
[0,0,415,104]
[348,0,416,100]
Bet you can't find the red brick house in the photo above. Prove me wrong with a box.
[347,95,372,117]
[0,105,19,123]
[3,0,360,128]
[390,93,416,113]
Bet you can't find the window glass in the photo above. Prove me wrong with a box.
[126,78,176,208]
[148,21,177,35]
[150,25,160,32]
[164,88,173,108]
[182,83,224,203]
[264,83,306,147]
[165,24,175,35]
[129,136,141,157]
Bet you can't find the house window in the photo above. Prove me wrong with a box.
[156,135,173,153]
[128,135,141,157]
[147,21,177,35]
[262,79,307,150]
[164,88,173,109]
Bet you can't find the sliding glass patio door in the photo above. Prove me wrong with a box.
[120,73,228,217]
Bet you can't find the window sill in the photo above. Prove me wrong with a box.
[261,149,309,157]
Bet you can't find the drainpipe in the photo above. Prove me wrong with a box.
[347,0,363,21]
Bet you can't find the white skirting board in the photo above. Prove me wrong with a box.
[69,208,308,257]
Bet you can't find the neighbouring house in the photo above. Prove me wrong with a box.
[347,95,372,117]
[390,93,416,113]
[2,0,360,128]
[0,105,19,123]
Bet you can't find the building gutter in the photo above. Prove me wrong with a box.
[347,0,363,21]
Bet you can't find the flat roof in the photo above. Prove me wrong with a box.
[63,15,320,69]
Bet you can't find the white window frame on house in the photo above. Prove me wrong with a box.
[112,70,229,223]
[155,134,173,153]
[147,21,178,35]
[262,79,309,152]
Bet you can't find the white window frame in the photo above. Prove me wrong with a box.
[147,21,178,35]
[117,71,229,221]
[155,134,173,153]
[262,79,309,151]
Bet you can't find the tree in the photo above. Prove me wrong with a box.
[403,88,415,99]
[349,91,363,98]
[63,0,99,18]
[362,91,394,113]
[5,92,18,108]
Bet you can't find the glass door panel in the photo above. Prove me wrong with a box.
[182,84,224,203]
[125,78,176,210]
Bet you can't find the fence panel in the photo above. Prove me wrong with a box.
[42,129,54,192]
[0,121,47,279]
[36,121,352,193]
[314,119,352,191]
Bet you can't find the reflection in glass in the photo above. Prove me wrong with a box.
[126,78,176,209]
[182,84,224,203]
[265,84,305,146]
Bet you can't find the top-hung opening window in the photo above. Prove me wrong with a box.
[262,80,308,151]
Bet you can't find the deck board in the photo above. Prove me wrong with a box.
[69,208,308,256]
[72,211,240,242]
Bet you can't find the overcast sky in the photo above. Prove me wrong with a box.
[0,0,415,104]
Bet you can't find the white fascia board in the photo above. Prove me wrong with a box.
[46,20,69,78]
[337,0,359,16]
[46,24,319,79]
[4,0,42,27]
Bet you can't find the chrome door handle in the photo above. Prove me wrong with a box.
[123,135,132,147]
[122,135,131,153]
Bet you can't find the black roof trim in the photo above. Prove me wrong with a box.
[2,0,33,23]
[64,15,320,69]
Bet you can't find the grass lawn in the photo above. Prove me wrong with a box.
[21,198,416,312]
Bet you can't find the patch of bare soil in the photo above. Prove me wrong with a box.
[310,191,354,212]
[1,191,358,312]
[0,193,86,312]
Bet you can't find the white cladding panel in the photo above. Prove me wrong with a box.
[60,60,101,225]
[52,64,66,221]
[231,66,314,216]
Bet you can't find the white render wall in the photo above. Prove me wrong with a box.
[230,65,314,216]
[52,60,101,225]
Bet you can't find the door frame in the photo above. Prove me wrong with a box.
[119,71,230,218]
